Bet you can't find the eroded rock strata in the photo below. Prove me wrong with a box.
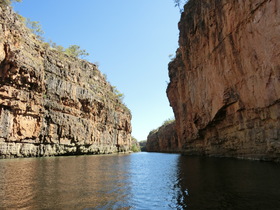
[166,0,280,160]
[146,121,179,153]
[0,5,132,158]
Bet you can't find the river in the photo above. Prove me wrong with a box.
[0,152,280,209]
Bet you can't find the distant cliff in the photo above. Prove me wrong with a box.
[0,5,132,158]
[146,121,178,152]
[149,0,280,161]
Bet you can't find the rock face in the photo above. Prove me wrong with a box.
[146,122,179,152]
[167,0,280,161]
[0,5,132,158]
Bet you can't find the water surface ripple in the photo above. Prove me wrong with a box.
[0,152,280,209]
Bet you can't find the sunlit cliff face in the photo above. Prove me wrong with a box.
[0,5,132,158]
[166,0,280,161]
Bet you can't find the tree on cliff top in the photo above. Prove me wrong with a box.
[162,117,175,126]
[173,0,188,13]
[5,0,90,59]
[64,45,89,58]
[25,18,45,40]
[1,0,21,6]
[112,86,125,102]
[149,117,175,135]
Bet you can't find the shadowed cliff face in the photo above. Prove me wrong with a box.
[167,0,280,161]
[0,5,132,158]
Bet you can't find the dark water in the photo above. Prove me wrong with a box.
[0,153,280,210]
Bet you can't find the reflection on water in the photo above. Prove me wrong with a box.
[176,156,280,210]
[0,154,134,209]
[0,153,280,209]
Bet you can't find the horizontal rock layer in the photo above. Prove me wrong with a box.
[166,0,280,161]
[0,5,132,158]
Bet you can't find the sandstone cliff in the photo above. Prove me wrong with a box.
[146,121,179,152]
[166,0,280,161]
[0,5,132,158]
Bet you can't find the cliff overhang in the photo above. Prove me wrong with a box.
[165,0,280,161]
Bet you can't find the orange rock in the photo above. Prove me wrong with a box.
[167,0,280,161]
[0,5,132,158]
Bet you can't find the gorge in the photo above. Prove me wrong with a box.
[1,1,280,209]
[0,4,132,158]
[147,0,280,161]
[1,0,280,161]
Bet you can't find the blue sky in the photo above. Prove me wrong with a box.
[13,0,181,141]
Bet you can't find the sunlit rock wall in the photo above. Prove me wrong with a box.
[167,0,280,161]
[0,5,132,158]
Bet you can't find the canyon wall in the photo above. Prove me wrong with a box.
[146,121,179,152]
[0,5,132,158]
[167,0,280,161]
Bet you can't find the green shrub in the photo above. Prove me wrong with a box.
[131,136,140,152]
[112,86,124,102]
[131,144,140,152]
[162,117,175,126]
[139,140,147,151]
[148,117,175,136]
[1,0,22,6]
[25,18,45,41]
[64,45,89,58]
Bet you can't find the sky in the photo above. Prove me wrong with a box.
[13,0,182,141]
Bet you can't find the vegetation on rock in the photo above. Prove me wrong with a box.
[149,117,175,135]
[25,18,45,40]
[9,1,89,59]
[64,45,89,58]
[1,0,21,6]
[139,140,147,151]
[131,137,141,152]
[112,86,125,102]
[162,117,175,126]
[173,0,188,12]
